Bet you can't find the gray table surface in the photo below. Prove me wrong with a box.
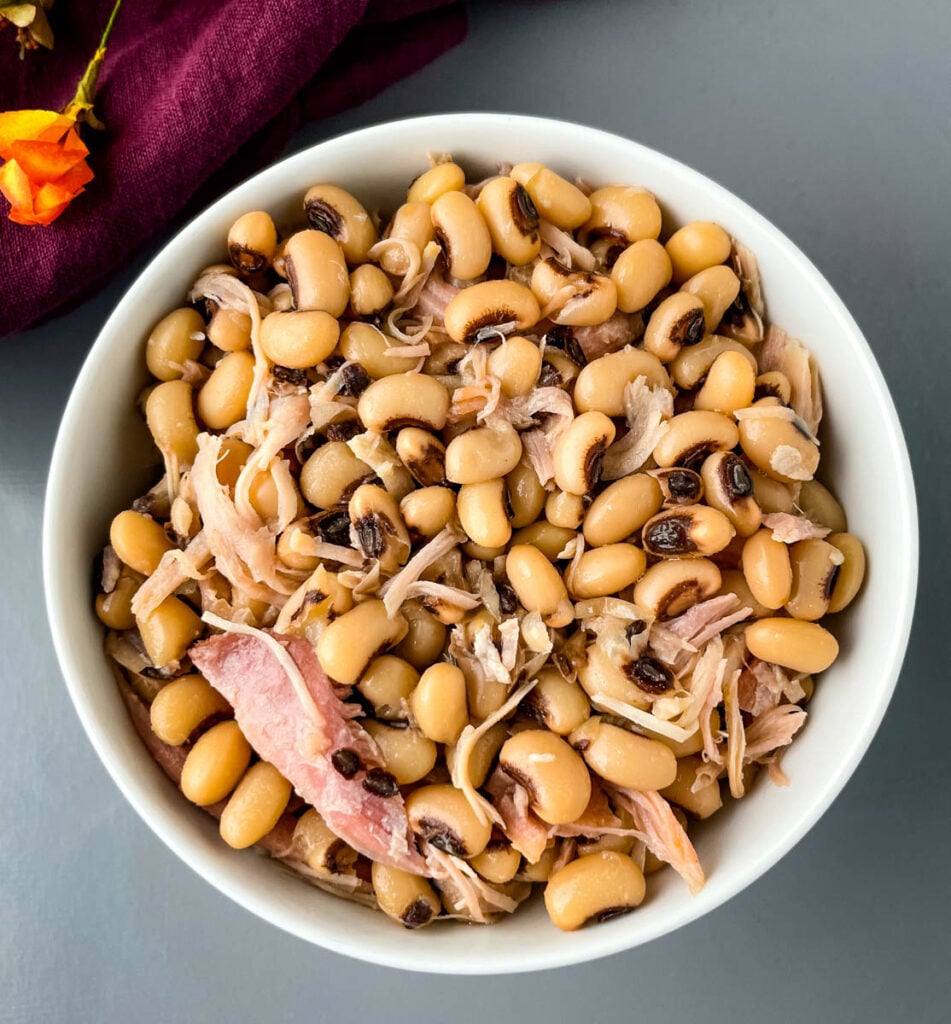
[2,0,949,1020]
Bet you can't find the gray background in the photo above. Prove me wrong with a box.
[2,0,948,1020]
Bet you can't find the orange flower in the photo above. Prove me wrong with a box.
[0,110,93,225]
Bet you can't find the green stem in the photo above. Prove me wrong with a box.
[63,0,123,123]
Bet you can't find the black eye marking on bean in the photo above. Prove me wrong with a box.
[272,365,309,386]
[354,515,387,559]
[544,325,586,366]
[324,419,363,443]
[331,748,363,779]
[588,906,635,925]
[497,582,518,615]
[310,509,352,546]
[625,620,647,640]
[463,309,520,343]
[753,382,782,403]
[720,455,753,499]
[416,818,467,857]
[538,362,563,388]
[679,442,718,473]
[512,183,540,234]
[305,198,344,238]
[401,899,435,929]
[229,243,267,275]
[665,469,702,502]
[584,440,609,489]
[363,767,400,797]
[338,363,371,397]
[626,655,673,694]
[498,761,538,802]
[824,564,841,600]
[644,516,693,554]
[721,289,750,329]
[672,307,706,348]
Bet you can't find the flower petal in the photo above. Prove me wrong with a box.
[54,158,94,193]
[0,158,36,213]
[9,139,87,183]
[0,110,71,157]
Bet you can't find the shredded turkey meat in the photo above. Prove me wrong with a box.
[602,376,673,480]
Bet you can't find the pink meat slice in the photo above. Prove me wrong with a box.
[190,631,426,875]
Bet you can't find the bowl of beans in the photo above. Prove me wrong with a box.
[44,113,917,973]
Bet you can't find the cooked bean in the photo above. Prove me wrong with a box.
[750,468,798,514]
[457,478,512,548]
[443,280,541,343]
[652,410,739,471]
[717,568,772,619]
[540,347,582,389]
[405,784,492,858]
[408,160,466,204]
[700,451,762,537]
[798,478,848,532]
[462,541,509,565]
[180,720,252,806]
[379,201,435,275]
[680,264,741,332]
[399,486,456,539]
[632,557,722,619]
[577,644,650,710]
[654,467,704,507]
[510,162,592,229]
[299,441,372,509]
[228,211,277,273]
[530,257,577,306]
[259,310,339,369]
[741,528,793,610]
[197,350,255,430]
[357,372,449,433]
[611,239,673,313]
[519,841,560,881]
[410,663,469,745]
[372,861,441,928]
[146,308,205,381]
[393,601,449,665]
[826,532,865,613]
[445,420,522,485]
[470,841,522,885]
[95,572,141,630]
[545,489,585,530]
[737,411,819,483]
[506,544,574,627]
[642,505,735,558]
[553,411,615,495]
[499,730,591,825]
[395,427,446,487]
[570,716,677,791]
[348,484,411,572]
[583,474,663,546]
[665,221,732,284]
[338,321,419,377]
[487,335,542,397]
[247,467,303,526]
[643,292,706,363]
[137,595,202,667]
[150,673,231,746]
[669,333,758,390]
[754,370,792,405]
[431,190,493,280]
[303,183,377,264]
[475,176,540,265]
[145,380,200,463]
[555,273,618,328]
[568,544,647,598]
[219,761,292,849]
[785,538,842,621]
[275,518,320,572]
[506,456,547,528]
[357,655,419,720]
[581,186,662,245]
[348,263,395,317]
[695,350,756,414]
[660,754,724,818]
[545,850,646,931]
[283,229,350,316]
[364,720,437,786]
[207,307,252,353]
[522,667,591,736]
[511,522,579,561]
[293,808,358,875]
[110,510,174,576]
[446,722,507,792]
[745,618,839,673]
[316,599,408,685]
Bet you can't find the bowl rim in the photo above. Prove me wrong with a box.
[43,112,918,974]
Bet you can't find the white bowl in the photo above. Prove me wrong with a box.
[44,114,917,974]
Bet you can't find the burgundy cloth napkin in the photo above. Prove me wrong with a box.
[0,0,466,337]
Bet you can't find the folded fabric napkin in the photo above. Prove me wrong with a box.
[0,0,465,337]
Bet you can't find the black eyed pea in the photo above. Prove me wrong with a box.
[372,861,442,929]
[741,528,793,610]
[745,618,840,674]
[551,273,618,328]
[95,572,142,631]
[652,410,739,472]
[423,339,468,377]
[431,190,493,280]
[700,451,762,537]
[680,264,741,333]
[446,722,507,791]
[399,486,457,540]
[276,518,321,572]
[694,350,756,414]
[357,372,450,433]
[146,307,205,381]
[378,201,435,276]
[293,808,359,875]
[499,730,592,825]
[476,176,541,266]
[248,468,304,526]
[149,673,231,746]
[754,370,792,405]
[826,533,866,613]
[339,321,420,378]
[443,280,541,344]
[392,601,448,667]
[653,467,704,507]
[109,510,175,576]
[207,307,252,353]
[580,186,662,246]
[357,655,419,720]
[642,505,736,559]
[611,239,673,313]
[348,264,395,317]
[669,333,758,391]
[299,441,373,510]
[145,379,200,464]
[785,538,843,621]
[544,850,646,931]
[283,229,350,317]
[531,256,578,306]
[215,437,253,490]
[219,761,292,850]
[545,489,585,530]
[717,568,773,619]
[259,310,339,369]
[461,541,509,566]
[348,484,411,573]
[180,720,252,806]
[196,350,256,430]
[487,336,542,397]
[445,420,522,485]
[632,557,722,619]
[510,522,579,561]
[506,456,547,528]
[750,467,799,515]
[737,411,820,483]
[522,667,591,736]
[519,841,560,880]
[303,183,377,265]
[363,720,437,786]
[644,292,706,363]
[410,662,469,745]
[797,479,848,532]
[457,478,512,549]
[568,544,648,599]
[540,347,582,389]
[405,783,493,858]
[395,427,447,487]
[316,599,408,686]
[506,544,574,627]
[573,348,671,417]
[570,716,677,791]
[227,210,277,274]
[660,754,724,819]
[407,160,466,205]
[552,411,616,496]
[665,221,733,284]
[136,595,202,668]
[510,162,592,230]
[470,841,522,885]
[577,644,651,712]
[583,474,663,547]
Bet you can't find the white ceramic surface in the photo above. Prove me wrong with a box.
[43,114,917,974]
